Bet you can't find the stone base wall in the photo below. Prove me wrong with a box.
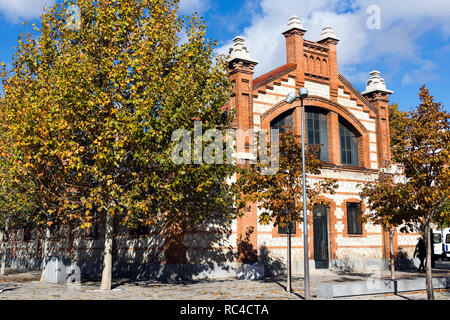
[5,256,241,281]
[2,167,419,279]
[1,221,238,280]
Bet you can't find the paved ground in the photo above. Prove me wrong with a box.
[0,261,449,300]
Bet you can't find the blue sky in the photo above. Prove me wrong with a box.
[0,0,449,112]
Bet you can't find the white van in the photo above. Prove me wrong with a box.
[432,229,443,259]
[444,228,450,260]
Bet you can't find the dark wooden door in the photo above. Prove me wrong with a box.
[313,205,329,269]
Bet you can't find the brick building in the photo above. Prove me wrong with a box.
[226,16,420,274]
[3,16,422,280]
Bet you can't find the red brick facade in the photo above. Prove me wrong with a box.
[226,16,406,271]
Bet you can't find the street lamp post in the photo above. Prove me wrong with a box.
[286,88,310,300]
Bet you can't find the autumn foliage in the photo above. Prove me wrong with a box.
[361,86,449,299]
[0,0,239,288]
[238,130,338,231]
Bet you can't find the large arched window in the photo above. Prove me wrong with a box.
[270,109,293,133]
[339,118,359,166]
[270,108,329,162]
[306,108,328,162]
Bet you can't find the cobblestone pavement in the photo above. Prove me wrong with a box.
[0,262,449,300]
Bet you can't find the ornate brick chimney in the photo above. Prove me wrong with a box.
[227,36,258,132]
[227,37,259,263]
[362,71,394,168]
[282,15,307,87]
[317,26,340,101]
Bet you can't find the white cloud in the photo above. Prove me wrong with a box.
[217,0,450,86]
[0,0,55,22]
[401,60,439,85]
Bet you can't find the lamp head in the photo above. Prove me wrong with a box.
[285,92,297,104]
[298,87,309,99]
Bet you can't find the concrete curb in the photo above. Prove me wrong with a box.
[316,276,450,299]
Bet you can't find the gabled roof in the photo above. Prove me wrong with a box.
[253,63,296,89]
[338,74,377,115]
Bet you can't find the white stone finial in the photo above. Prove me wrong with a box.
[362,70,394,95]
[318,26,340,42]
[283,15,307,34]
[228,36,258,64]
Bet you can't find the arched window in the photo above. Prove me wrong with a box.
[321,59,328,75]
[315,58,321,74]
[339,118,359,166]
[306,108,328,162]
[309,56,315,72]
[270,108,329,162]
[303,54,308,72]
[270,109,293,133]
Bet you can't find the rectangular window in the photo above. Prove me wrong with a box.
[306,110,328,162]
[347,203,362,235]
[446,234,450,244]
[278,222,296,235]
[339,121,359,166]
[433,233,442,244]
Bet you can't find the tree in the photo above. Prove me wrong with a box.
[371,86,449,300]
[0,185,40,276]
[403,87,449,299]
[388,103,408,159]
[360,173,412,280]
[397,86,449,300]
[434,199,450,229]
[0,0,238,290]
[238,130,337,292]
[0,144,40,275]
[0,98,42,276]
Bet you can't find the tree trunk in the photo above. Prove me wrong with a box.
[287,222,292,293]
[425,223,434,300]
[40,227,51,282]
[100,213,114,290]
[68,223,74,259]
[163,221,187,265]
[389,228,395,280]
[0,232,7,276]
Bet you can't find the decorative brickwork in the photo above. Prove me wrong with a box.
[227,16,396,272]
[4,16,398,277]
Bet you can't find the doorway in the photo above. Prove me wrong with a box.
[313,205,329,269]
